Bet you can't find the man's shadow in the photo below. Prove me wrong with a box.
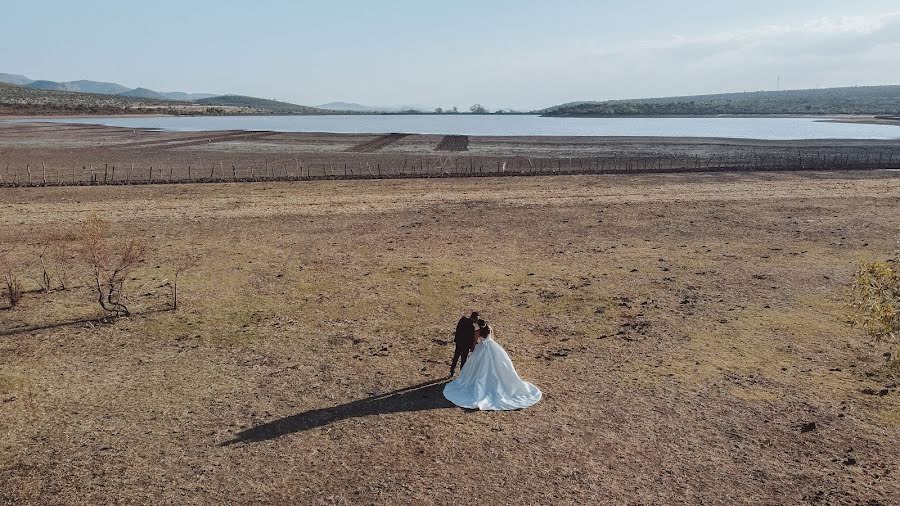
[221,378,454,446]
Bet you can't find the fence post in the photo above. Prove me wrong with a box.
[42,163,47,184]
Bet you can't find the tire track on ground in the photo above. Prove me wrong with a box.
[346,133,409,153]
[111,131,279,150]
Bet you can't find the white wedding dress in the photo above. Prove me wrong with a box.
[443,333,542,410]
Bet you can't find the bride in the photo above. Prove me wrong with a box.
[443,320,542,410]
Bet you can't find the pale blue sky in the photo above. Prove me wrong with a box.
[2,1,899,109]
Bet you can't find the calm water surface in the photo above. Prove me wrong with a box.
[30,115,900,140]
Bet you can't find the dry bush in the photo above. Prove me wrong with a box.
[31,249,52,293]
[77,215,148,317]
[2,250,23,309]
[50,231,75,290]
[31,228,76,291]
[850,245,900,344]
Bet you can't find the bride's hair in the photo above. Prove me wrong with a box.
[478,320,490,336]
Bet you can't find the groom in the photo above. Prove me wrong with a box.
[450,311,479,376]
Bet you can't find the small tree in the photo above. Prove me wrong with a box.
[78,215,148,317]
[171,254,199,311]
[469,104,488,114]
[434,107,443,114]
[850,245,900,344]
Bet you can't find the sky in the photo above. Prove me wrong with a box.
[2,1,899,110]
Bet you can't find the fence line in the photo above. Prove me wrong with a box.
[1,151,897,188]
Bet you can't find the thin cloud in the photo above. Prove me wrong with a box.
[571,11,900,98]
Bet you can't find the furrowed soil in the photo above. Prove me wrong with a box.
[1,135,900,503]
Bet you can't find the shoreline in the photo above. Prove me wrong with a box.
[3,117,898,143]
[2,111,899,123]
[4,120,900,145]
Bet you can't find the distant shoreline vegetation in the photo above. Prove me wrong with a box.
[541,86,900,117]
[2,77,900,118]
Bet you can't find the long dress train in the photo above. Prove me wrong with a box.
[443,334,541,410]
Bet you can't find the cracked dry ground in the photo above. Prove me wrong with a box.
[1,172,899,505]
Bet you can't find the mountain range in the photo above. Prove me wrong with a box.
[0,73,219,101]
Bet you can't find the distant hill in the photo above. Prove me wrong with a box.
[22,80,70,91]
[318,101,377,112]
[0,73,339,116]
[0,73,33,86]
[542,86,900,117]
[26,79,131,94]
[118,87,169,100]
[0,83,332,116]
[117,88,219,101]
[317,101,430,113]
[197,95,332,114]
[159,91,220,101]
[1,72,220,102]
[0,81,196,115]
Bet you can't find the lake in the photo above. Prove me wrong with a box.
[31,114,900,140]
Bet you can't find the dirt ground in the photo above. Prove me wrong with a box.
[1,170,900,504]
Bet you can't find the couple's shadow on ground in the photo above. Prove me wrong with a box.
[222,378,454,446]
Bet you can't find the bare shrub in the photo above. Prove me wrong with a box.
[44,229,76,290]
[25,228,75,293]
[850,245,900,344]
[31,249,52,293]
[77,215,148,317]
[1,250,23,309]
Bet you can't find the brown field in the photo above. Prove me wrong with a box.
[1,126,900,504]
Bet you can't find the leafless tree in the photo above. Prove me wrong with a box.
[171,254,200,311]
[78,215,148,317]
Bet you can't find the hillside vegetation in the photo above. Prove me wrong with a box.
[0,83,330,116]
[543,86,900,117]
[196,95,333,115]
[0,82,195,115]
[25,79,130,95]
[0,73,220,102]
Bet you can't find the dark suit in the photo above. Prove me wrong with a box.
[451,316,476,374]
